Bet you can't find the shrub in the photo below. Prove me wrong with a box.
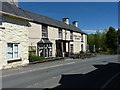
[29,54,46,62]
[98,51,111,55]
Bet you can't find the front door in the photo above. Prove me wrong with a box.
[56,41,63,57]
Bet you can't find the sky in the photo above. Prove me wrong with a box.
[19,2,118,34]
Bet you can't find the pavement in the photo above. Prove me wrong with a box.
[1,55,120,89]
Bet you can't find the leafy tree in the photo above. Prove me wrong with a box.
[100,29,108,51]
[106,27,117,54]
[117,29,120,45]
[88,34,94,52]
[117,29,120,54]
[94,30,101,52]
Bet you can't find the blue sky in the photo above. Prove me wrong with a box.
[19,2,118,34]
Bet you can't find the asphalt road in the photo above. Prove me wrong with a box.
[1,55,120,89]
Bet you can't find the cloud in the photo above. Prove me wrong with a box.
[83,30,103,34]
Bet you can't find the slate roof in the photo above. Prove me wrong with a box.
[1,2,87,34]
[38,38,52,44]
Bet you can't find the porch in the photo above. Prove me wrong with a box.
[56,40,73,57]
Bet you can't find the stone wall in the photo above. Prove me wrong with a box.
[48,26,58,57]
[0,15,29,69]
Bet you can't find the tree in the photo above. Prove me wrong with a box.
[94,30,101,52]
[88,34,94,52]
[100,29,108,51]
[117,29,120,45]
[106,27,117,54]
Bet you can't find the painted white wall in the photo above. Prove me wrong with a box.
[0,15,29,69]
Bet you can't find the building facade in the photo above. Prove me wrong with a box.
[0,2,30,69]
[28,19,87,58]
[0,1,87,69]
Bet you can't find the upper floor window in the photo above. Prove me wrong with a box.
[42,25,48,38]
[81,34,83,42]
[58,29,62,39]
[7,43,19,60]
[70,31,73,40]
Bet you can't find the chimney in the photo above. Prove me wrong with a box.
[4,0,19,7]
[62,18,69,25]
[72,21,78,27]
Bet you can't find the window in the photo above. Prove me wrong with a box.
[81,34,83,42]
[70,31,73,40]
[7,43,19,60]
[58,29,62,39]
[70,44,73,53]
[42,25,48,38]
[38,44,52,58]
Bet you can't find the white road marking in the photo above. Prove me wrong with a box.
[2,62,75,78]
[100,72,120,89]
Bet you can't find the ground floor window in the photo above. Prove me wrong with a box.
[7,43,19,60]
[38,44,52,58]
[70,44,73,53]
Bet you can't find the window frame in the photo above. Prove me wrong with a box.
[42,24,48,38]
[7,43,20,61]
[58,28,63,39]
[70,31,73,40]
[81,34,84,42]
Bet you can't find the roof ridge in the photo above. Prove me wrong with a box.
[2,2,87,34]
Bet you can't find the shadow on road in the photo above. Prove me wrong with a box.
[46,63,120,89]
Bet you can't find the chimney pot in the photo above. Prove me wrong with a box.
[62,18,69,25]
[72,21,78,27]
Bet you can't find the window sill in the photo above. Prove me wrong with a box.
[58,38,63,40]
[0,25,5,29]
[7,58,22,63]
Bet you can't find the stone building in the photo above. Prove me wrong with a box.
[28,17,87,58]
[0,2,30,69]
[0,1,87,69]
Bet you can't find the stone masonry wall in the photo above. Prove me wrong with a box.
[0,15,29,69]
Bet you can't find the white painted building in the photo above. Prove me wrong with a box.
[0,1,87,69]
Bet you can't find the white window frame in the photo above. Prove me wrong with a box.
[42,24,48,38]
[58,29,63,39]
[81,34,84,42]
[7,43,20,61]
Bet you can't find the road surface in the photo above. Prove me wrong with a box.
[2,55,120,89]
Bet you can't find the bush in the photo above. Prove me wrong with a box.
[29,55,46,62]
[98,51,111,55]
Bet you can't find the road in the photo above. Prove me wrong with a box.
[2,55,120,89]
